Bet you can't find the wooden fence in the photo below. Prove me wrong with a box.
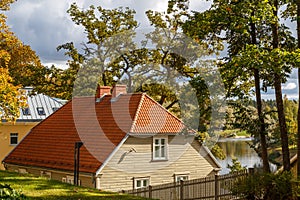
[124,169,250,200]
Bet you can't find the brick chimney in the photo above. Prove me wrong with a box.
[96,85,111,98]
[112,85,127,98]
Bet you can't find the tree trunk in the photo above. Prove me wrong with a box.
[254,69,270,172]
[272,0,291,171]
[274,75,291,171]
[250,12,270,173]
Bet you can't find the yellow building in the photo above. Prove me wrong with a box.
[0,87,64,169]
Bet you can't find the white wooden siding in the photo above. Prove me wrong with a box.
[99,135,216,192]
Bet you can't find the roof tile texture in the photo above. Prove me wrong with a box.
[4,93,188,173]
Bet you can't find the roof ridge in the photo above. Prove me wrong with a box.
[129,93,145,133]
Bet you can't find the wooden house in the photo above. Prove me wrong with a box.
[3,85,221,192]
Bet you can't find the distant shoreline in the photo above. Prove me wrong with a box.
[217,136,253,142]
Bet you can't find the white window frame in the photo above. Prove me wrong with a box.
[36,107,46,115]
[134,177,150,189]
[10,133,18,145]
[175,174,189,182]
[18,168,27,174]
[22,107,31,115]
[153,136,168,160]
[40,171,51,179]
[66,175,81,186]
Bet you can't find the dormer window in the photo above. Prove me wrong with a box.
[22,107,31,115]
[37,107,46,115]
[10,133,18,145]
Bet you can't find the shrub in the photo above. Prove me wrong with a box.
[231,171,296,200]
[0,184,27,200]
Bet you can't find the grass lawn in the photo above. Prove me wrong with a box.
[0,170,149,200]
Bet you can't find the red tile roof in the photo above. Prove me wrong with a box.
[131,94,186,134]
[3,93,190,173]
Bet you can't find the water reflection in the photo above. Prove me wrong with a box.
[217,138,277,174]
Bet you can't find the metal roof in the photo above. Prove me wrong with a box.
[17,88,64,122]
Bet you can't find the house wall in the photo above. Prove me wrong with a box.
[99,135,218,192]
[0,122,37,170]
[4,164,95,188]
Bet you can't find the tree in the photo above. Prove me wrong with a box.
[269,0,291,171]
[282,0,300,177]
[0,0,28,121]
[297,0,300,179]
[227,158,246,173]
[183,0,274,172]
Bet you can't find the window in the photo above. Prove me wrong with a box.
[134,177,149,189]
[18,168,27,174]
[40,171,51,179]
[22,107,31,115]
[66,176,81,186]
[66,176,74,184]
[175,175,189,182]
[37,107,46,115]
[153,137,167,160]
[10,133,18,145]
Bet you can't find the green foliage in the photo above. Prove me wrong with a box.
[231,171,296,200]
[196,132,226,160]
[0,184,27,199]
[0,170,147,200]
[211,144,226,160]
[227,158,246,173]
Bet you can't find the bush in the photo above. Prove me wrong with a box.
[231,171,296,200]
[0,184,27,200]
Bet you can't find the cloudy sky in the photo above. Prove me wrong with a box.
[6,0,210,67]
[5,0,299,99]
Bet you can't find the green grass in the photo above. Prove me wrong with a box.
[0,170,149,200]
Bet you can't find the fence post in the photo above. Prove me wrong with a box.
[215,174,219,200]
[149,185,152,199]
[180,180,184,200]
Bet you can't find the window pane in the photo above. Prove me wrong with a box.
[143,180,148,187]
[161,139,165,145]
[155,146,160,157]
[161,146,165,157]
[136,180,141,188]
[155,139,159,145]
[176,176,188,182]
[22,108,31,115]
[37,107,46,115]
[10,133,18,145]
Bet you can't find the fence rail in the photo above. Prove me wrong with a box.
[124,169,250,200]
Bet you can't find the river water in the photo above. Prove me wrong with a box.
[216,138,277,174]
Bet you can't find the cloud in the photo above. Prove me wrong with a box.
[282,82,297,90]
[6,0,86,67]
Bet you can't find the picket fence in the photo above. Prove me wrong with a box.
[124,169,251,200]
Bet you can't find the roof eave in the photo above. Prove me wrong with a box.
[95,134,129,176]
[201,145,222,169]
